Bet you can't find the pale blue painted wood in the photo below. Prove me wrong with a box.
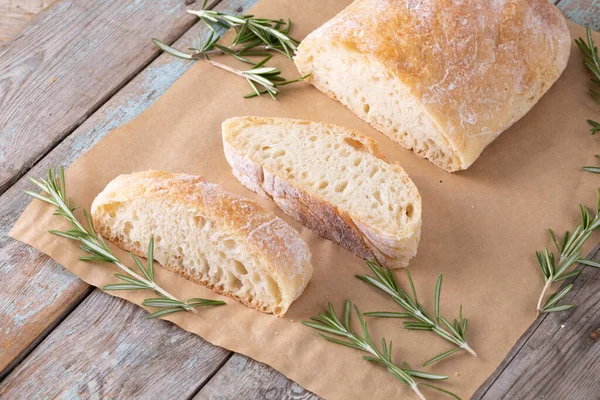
[0,0,255,379]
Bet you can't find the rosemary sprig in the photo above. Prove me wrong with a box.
[576,28,600,172]
[152,6,306,99]
[303,301,460,400]
[576,28,600,105]
[24,167,225,319]
[357,260,476,366]
[187,9,298,59]
[535,189,600,314]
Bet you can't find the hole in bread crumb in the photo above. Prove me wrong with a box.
[309,136,317,142]
[194,215,206,228]
[251,273,260,285]
[373,191,382,204]
[273,149,286,158]
[363,103,370,114]
[123,221,132,236]
[406,204,414,218]
[228,272,242,290]
[261,146,271,151]
[155,236,162,243]
[233,260,248,275]
[273,306,282,315]
[108,210,116,218]
[218,251,226,259]
[318,181,329,189]
[353,158,362,166]
[214,266,223,282]
[265,276,282,303]
[224,240,235,249]
[131,210,138,221]
[369,166,379,177]
[344,138,366,152]
[334,181,348,192]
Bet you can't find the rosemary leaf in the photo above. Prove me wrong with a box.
[357,260,476,366]
[147,307,187,319]
[363,311,413,318]
[103,283,152,291]
[25,166,226,318]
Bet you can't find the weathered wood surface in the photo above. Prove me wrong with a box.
[0,0,203,194]
[0,290,231,399]
[474,245,600,399]
[0,0,599,399]
[0,0,254,379]
[0,1,55,43]
[557,0,600,32]
[194,354,320,400]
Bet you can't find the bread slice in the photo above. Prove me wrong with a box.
[222,116,421,269]
[91,171,313,316]
[294,0,571,171]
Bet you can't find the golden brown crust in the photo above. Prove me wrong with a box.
[295,0,571,170]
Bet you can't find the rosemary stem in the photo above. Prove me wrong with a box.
[197,44,272,57]
[536,280,552,315]
[461,343,478,357]
[207,59,276,91]
[207,59,246,78]
[411,384,426,400]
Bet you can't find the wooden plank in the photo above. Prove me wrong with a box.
[0,1,56,43]
[0,0,255,379]
[0,0,202,194]
[0,290,231,399]
[473,245,600,399]
[194,354,321,400]
[556,0,600,30]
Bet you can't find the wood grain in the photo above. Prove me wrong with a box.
[557,0,600,30]
[0,0,201,195]
[0,0,255,379]
[0,1,55,43]
[0,290,230,399]
[474,245,600,399]
[194,354,321,400]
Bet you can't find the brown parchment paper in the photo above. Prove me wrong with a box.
[10,0,600,397]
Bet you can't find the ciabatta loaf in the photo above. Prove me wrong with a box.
[294,0,571,171]
[91,171,313,316]
[222,116,421,269]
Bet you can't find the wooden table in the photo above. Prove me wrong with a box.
[0,1,599,398]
